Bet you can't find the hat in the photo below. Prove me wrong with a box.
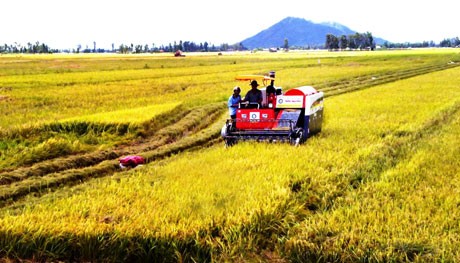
[250,80,259,86]
[233,86,240,92]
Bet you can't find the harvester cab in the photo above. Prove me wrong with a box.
[221,71,324,146]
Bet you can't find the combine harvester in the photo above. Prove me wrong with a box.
[221,71,324,146]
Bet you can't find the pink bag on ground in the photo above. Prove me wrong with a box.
[119,155,145,168]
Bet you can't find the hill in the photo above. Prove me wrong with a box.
[240,17,386,49]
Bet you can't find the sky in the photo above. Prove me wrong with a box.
[1,0,458,50]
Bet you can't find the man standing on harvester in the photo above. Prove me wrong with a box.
[227,86,241,119]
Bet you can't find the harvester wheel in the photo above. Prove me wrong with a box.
[225,138,236,147]
[290,128,304,146]
[222,122,237,147]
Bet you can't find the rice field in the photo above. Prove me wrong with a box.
[0,49,460,262]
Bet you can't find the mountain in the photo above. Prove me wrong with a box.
[240,17,386,49]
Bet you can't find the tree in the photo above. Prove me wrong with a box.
[339,35,348,50]
[454,37,460,47]
[325,34,339,50]
[440,38,451,47]
[283,38,289,51]
[354,33,364,49]
[365,32,375,50]
[119,44,129,54]
[220,43,229,51]
[325,34,333,50]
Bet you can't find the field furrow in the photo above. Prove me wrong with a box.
[0,103,225,206]
[285,104,460,262]
[318,62,460,97]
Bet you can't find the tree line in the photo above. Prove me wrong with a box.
[1,35,459,54]
[382,37,460,49]
[325,32,375,51]
[116,41,245,54]
[0,41,59,54]
[0,40,245,54]
[325,32,460,51]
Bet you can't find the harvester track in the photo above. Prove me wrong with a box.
[317,62,459,97]
[1,61,458,207]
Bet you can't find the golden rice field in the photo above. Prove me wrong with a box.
[0,49,460,262]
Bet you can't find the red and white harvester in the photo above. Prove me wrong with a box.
[221,71,324,146]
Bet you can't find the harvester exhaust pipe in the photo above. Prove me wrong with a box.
[269,71,275,86]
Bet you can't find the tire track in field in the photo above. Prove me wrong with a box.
[0,103,226,207]
[291,101,460,215]
[0,106,190,185]
[288,62,460,212]
[317,62,460,97]
[284,101,460,262]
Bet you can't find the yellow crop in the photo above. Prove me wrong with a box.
[1,50,460,261]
